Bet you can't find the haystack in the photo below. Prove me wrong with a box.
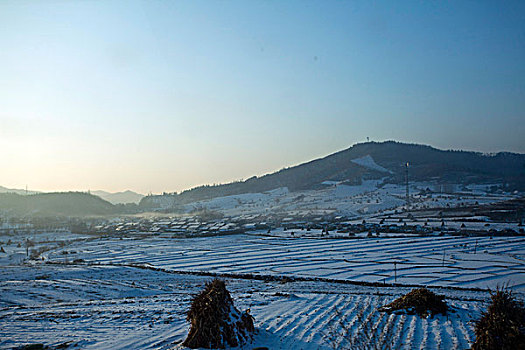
[472,288,525,350]
[379,288,447,317]
[183,279,254,349]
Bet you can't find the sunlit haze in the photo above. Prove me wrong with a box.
[1,1,524,194]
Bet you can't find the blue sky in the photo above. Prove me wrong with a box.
[1,1,524,193]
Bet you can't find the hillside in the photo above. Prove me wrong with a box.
[140,141,525,208]
[92,190,144,204]
[0,192,118,216]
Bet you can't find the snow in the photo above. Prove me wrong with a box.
[43,234,525,291]
[333,180,383,198]
[179,180,409,218]
[321,181,339,186]
[0,264,487,350]
[167,179,519,219]
[351,155,393,174]
[1,187,524,349]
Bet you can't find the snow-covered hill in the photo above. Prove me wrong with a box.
[153,177,516,220]
[141,141,525,211]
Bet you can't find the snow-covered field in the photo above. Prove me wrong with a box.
[1,230,524,349]
[45,234,525,291]
[1,264,486,350]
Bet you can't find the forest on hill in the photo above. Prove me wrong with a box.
[140,141,525,207]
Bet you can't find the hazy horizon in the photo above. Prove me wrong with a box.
[2,1,524,194]
[1,138,523,195]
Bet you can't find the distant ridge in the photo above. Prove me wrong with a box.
[140,141,525,207]
[0,187,144,205]
[0,186,40,195]
[92,190,144,204]
[0,192,118,216]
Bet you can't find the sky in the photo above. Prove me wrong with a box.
[1,1,524,194]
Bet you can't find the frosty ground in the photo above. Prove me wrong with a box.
[1,232,524,349]
[0,264,486,350]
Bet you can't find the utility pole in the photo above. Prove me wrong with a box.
[394,261,397,283]
[405,162,410,210]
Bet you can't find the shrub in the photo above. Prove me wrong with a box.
[472,288,525,350]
